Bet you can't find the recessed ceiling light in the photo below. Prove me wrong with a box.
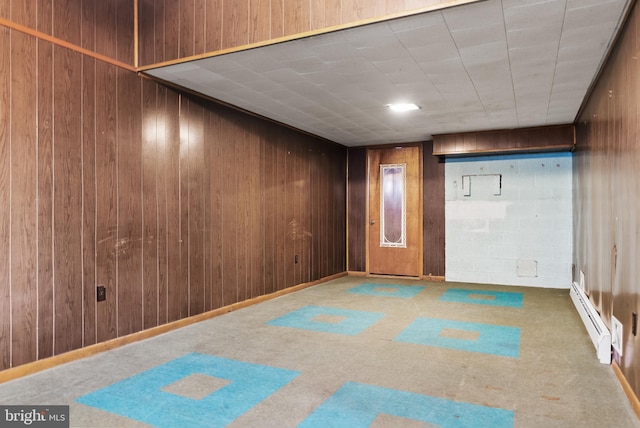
[386,103,420,112]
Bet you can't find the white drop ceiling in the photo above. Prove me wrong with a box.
[144,0,631,147]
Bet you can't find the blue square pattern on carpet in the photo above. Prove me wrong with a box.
[440,288,524,308]
[395,317,521,358]
[266,305,385,336]
[347,283,425,298]
[300,381,514,428]
[76,353,299,428]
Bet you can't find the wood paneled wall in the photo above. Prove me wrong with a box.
[137,0,454,66]
[423,141,445,277]
[347,148,367,272]
[433,125,575,157]
[0,26,346,371]
[346,144,445,276]
[0,0,134,66]
[574,1,640,398]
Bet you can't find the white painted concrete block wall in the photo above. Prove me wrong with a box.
[445,153,572,288]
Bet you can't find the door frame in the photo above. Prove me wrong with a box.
[365,144,423,277]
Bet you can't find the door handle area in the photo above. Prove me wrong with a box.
[370,220,376,225]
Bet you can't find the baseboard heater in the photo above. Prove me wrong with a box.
[570,281,611,364]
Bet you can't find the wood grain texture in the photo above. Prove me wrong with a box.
[95,61,118,343]
[422,141,445,277]
[37,39,55,359]
[116,68,143,337]
[432,125,575,157]
[138,0,459,66]
[347,148,367,272]
[1,26,347,373]
[0,27,9,371]
[10,32,38,367]
[574,1,640,400]
[81,55,97,347]
[53,46,84,355]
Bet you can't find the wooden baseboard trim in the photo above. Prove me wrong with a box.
[0,272,347,384]
[613,361,640,419]
[347,271,368,277]
[422,275,445,282]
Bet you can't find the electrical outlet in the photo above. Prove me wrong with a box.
[97,285,106,302]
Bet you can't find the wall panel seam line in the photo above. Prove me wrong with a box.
[35,35,40,362]
[8,28,12,368]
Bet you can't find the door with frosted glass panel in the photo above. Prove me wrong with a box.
[368,146,422,276]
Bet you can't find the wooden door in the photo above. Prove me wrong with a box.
[368,146,422,276]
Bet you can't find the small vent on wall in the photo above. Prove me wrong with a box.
[516,260,537,277]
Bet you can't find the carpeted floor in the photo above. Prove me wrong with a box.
[0,276,638,427]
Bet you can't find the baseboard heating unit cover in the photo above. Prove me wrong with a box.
[570,281,611,364]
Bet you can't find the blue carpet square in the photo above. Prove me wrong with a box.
[395,318,521,357]
[347,283,425,298]
[266,305,384,336]
[440,288,523,308]
[300,381,514,428]
[76,353,299,428]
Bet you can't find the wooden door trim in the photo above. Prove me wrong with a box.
[366,145,423,277]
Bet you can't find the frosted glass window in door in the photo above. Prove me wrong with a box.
[380,164,406,248]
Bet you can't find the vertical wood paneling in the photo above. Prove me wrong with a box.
[81,55,97,347]
[116,69,143,337]
[179,0,195,59]
[0,27,9,370]
[53,46,83,355]
[37,39,55,359]
[10,0,36,28]
[262,130,276,294]
[138,0,442,66]
[249,0,271,44]
[249,127,263,297]
[235,123,249,302]
[178,98,190,318]
[156,86,169,324]
[206,109,223,310]
[95,1,117,63]
[283,0,310,37]
[575,1,640,399]
[193,0,206,55]
[270,0,284,40]
[36,0,52,34]
[142,79,159,329]
[347,148,366,272]
[165,92,182,322]
[423,141,445,277]
[187,100,205,316]
[10,32,37,367]
[204,0,222,53]
[53,0,81,47]
[138,0,156,66]
[95,61,118,343]
[81,0,95,51]
[2,25,348,372]
[221,1,249,50]
[116,0,134,65]
[221,114,238,305]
